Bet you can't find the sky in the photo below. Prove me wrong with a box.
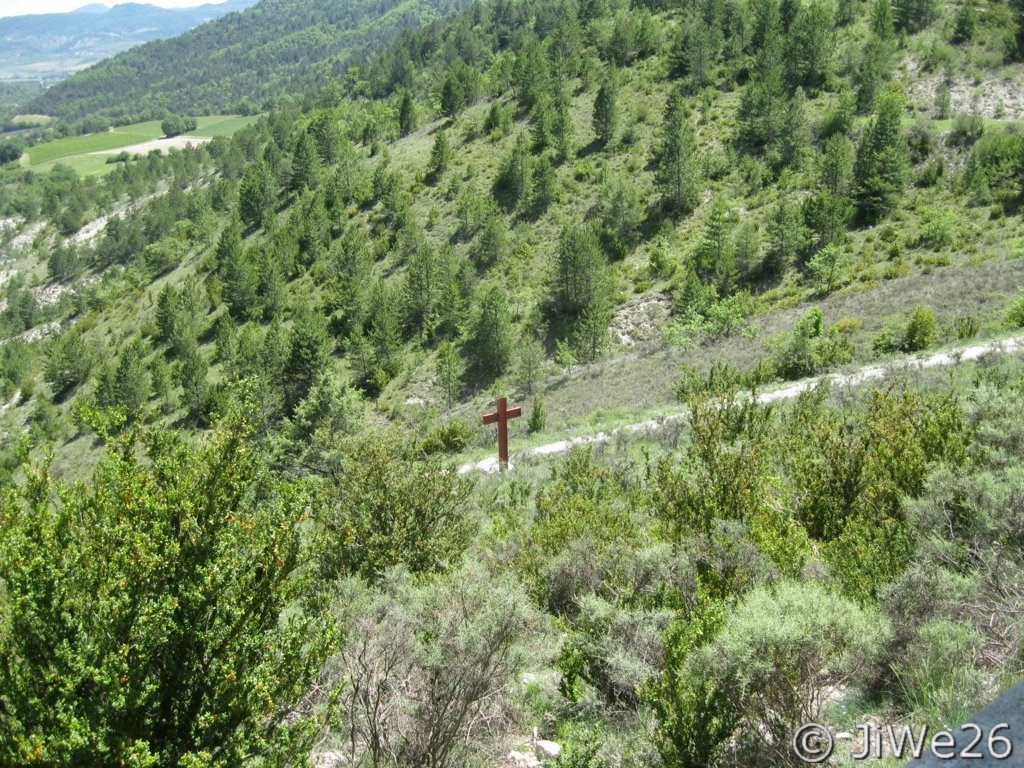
[0,0,226,17]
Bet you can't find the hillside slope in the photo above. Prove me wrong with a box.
[0,0,258,80]
[23,0,478,124]
[4,0,1024,764]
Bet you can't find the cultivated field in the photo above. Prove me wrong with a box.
[22,114,259,175]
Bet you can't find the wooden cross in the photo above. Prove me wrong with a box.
[482,396,522,470]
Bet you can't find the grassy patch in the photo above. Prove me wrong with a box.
[26,129,155,165]
[188,114,260,137]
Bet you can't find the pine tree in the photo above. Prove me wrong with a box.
[853,89,909,224]
[592,67,619,148]
[468,284,514,379]
[552,224,608,320]
[398,90,415,136]
[177,346,208,422]
[870,0,895,37]
[429,130,451,178]
[653,91,702,215]
[155,285,182,346]
[892,0,939,32]
[953,0,977,43]
[239,160,275,229]
[696,196,736,284]
[765,196,808,277]
[786,2,836,91]
[436,341,464,407]
[113,340,150,420]
[495,132,531,211]
[476,212,509,270]
[284,311,332,414]
[530,156,557,213]
[290,130,319,193]
[805,134,855,247]
[551,92,575,163]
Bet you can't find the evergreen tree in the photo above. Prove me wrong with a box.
[786,2,836,91]
[468,284,515,379]
[853,89,909,223]
[290,130,319,193]
[239,160,275,229]
[765,196,809,276]
[892,0,939,32]
[696,196,736,287]
[403,236,442,339]
[284,311,333,414]
[572,301,612,363]
[675,18,719,88]
[477,212,509,270]
[44,329,93,401]
[870,0,895,36]
[155,284,182,346]
[592,67,619,148]
[495,132,532,211]
[530,156,558,213]
[805,134,855,247]
[436,341,464,407]
[113,340,150,420]
[856,38,892,113]
[653,90,702,215]
[597,171,644,255]
[177,346,209,422]
[953,0,977,43]
[551,91,575,163]
[739,31,787,155]
[398,90,415,136]
[530,96,553,152]
[429,130,452,178]
[551,224,608,320]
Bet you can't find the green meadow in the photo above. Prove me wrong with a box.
[23,114,260,175]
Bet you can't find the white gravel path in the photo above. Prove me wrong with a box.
[458,335,1024,474]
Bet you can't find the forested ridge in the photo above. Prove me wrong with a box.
[0,0,258,81]
[3,0,1024,762]
[24,0,481,125]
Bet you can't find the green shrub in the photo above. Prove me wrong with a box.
[916,207,955,249]
[894,619,987,727]
[954,315,979,339]
[0,416,334,766]
[1007,292,1024,327]
[318,431,474,582]
[518,447,639,606]
[688,580,890,763]
[775,308,854,381]
[420,417,474,455]
[646,596,737,768]
[873,305,938,354]
[528,396,546,434]
[557,594,673,707]
[903,305,938,351]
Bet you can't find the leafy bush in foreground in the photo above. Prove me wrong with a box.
[0,416,334,766]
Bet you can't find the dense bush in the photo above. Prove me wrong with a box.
[687,580,890,763]
[329,562,536,768]
[0,416,334,766]
[318,430,474,582]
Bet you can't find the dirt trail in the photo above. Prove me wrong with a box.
[458,335,1024,474]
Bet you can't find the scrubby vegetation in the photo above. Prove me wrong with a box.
[3,0,1024,762]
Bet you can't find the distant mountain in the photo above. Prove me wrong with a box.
[0,0,258,80]
[23,0,476,125]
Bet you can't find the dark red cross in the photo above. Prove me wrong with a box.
[482,396,522,469]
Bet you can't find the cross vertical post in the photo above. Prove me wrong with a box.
[482,396,522,470]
